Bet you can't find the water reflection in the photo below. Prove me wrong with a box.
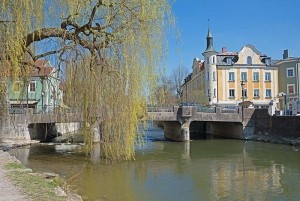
[8,125,300,201]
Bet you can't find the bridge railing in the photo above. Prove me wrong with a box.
[197,106,216,113]
[9,105,77,115]
[147,106,174,112]
[220,106,239,114]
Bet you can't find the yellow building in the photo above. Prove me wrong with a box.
[182,29,279,108]
[181,58,205,103]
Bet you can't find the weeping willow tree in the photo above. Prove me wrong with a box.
[0,0,174,161]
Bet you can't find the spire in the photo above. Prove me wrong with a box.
[203,20,217,54]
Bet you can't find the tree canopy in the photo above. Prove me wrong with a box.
[0,0,174,161]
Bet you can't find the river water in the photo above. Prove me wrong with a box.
[8,123,300,201]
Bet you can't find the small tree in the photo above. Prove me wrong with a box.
[154,75,178,106]
[171,64,188,99]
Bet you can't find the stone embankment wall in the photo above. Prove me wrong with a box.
[243,108,300,143]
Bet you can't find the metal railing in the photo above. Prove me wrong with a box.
[9,105,76,114]
[221,106,239,114]
[196,106,216,113]
[147,106,174,112]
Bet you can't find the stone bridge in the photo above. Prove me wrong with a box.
[0,108,104,142]
[0,105,276,143]
[147,106,255,141]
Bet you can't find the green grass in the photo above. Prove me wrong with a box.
[4,162,68,201]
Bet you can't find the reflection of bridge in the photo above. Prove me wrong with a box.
[147,106,254,141]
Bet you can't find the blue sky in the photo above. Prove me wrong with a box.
[166,0,300,74]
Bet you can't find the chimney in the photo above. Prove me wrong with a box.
[283,49,289,59]
[222,47,227,53]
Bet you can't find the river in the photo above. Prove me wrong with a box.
[8,123,300,201]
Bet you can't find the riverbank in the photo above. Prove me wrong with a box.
[0,149,82,201]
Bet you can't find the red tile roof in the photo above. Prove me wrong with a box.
[199,60,204,71]
[29,60,54,77]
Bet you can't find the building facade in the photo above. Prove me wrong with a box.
[275,50,300,113]
[182,29,279,108]
[8,60,63,113]
[181,58,205,103]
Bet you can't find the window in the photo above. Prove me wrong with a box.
[212,56,215,64]
[207,89,210,96]
[13,81,21,92]
[247,56,252,65]
[241,72,247,81]
[29,81,36,92]
[228,72,235,81]
[287,84,295,94]
[242,89,247,97]
[253,72,259,81]
[206,57,209,64]
[254,89,259,98]
[227,58,232,65]
[265,72,271,81]
[229,89,235,97]
[206,72,209,81]
[287,67,295,78]
[265,59,271,65]
[213,71,216,81]
[266,89,271,98]
[213,88,216,97]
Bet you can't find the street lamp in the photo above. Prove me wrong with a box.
[241,80,245,121]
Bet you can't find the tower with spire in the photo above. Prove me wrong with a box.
[202,27,218,105]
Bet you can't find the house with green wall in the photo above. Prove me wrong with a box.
[275,50,300,113]
[8,60,63,113]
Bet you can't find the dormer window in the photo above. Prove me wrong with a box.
[227,58,232,65]
[265,58,270,65]
[247,56,252,65]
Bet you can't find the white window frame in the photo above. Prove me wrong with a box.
[247,56,252,65]
[242,89,247,98]
[253,72,259,82]
[29,81,36,92]
[266,89,271,98]
[253,89,259,98]
[286,67,295,78]
[287,84,295,94]
[229,89,235,98]
[241,72,247,81]
[265,72,271,81]
[228,72,235,81]
[206,57,209,64]
[227,58,232,65]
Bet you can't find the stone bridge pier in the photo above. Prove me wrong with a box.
[163,120,191,141]
[162,106,195,141]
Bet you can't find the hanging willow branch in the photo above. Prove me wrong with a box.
[0,0,174,161]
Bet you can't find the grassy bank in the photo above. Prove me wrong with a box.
[4,162,79,201]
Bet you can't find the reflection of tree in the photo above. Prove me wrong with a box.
[9,140,299,201]
[192,154,284,201]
